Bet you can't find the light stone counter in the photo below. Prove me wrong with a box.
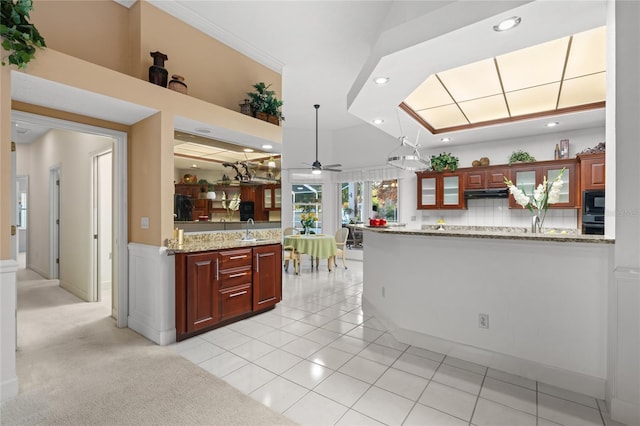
[167,229,281,254]
[356,224,613,244]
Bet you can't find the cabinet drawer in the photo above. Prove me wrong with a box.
[219,266,252,290]
[219,284,252,322]
[219,248,252,268]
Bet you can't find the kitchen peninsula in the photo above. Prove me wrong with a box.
[360,225,613,399]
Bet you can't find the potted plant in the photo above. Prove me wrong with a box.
[246,82,283,125]
[508,150,536,165]
[1,0,46,69]
[430,152,459,172]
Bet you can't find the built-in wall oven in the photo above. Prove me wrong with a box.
[582,190,605,235]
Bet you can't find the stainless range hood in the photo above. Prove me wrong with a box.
[464,188,509,199]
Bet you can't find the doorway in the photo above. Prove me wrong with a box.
[49,166,60,279]
[12,110,128,328]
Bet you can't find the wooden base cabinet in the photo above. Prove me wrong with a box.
[175,244,282,341]
[253,245,282,311]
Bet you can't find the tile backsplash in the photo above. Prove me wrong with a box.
[420,199,577,229]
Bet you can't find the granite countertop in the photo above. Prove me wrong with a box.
[356,224,614,244]
[167,229,282,254]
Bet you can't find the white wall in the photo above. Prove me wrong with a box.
[22,129,113,301]
[363,230,611,398]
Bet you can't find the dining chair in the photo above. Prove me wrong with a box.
[283,244,299,274]
[283,227,298,236]
[334,227,349,269]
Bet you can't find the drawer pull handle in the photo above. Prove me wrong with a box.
[229,290,247,298]
[229,272,247,278]
[229,255,247,260]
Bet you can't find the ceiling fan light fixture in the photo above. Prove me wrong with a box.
[312,168,322,175]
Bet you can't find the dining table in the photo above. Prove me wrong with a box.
[283,234,337,271]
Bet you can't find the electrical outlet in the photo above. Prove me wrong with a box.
[381,286,386,298]
[141,216,149,229]
[479,313,489,329]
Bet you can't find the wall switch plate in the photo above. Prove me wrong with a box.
[479,313,489,329]
[141,216,149,229]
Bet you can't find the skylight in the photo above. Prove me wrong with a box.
[401,26,606,134]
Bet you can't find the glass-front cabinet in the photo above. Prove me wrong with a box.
[416,171,464,210]
[509,159,576,209]
[263,184,281,210]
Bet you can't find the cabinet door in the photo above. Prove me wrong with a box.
[263,186,273,209]
[464,170,485,189]
[581,155,605,190]
[509,169,536,209]
[487,167,510,188]
[274,186,281,208]
[186,252,219,333]
[441,174,463,208]
[253,245,282,311]
[544,163,576,208]
[417,175,437,209]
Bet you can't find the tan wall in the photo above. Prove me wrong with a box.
[31,0,131,75]
[129,113,162,245]
[137,1,282,111]
[29,0,282,113]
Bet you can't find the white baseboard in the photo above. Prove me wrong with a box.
[363,296,605,399]
[27,264,49,280]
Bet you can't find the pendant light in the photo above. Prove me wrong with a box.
[387,110,429,171]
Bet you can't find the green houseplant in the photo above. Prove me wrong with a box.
[430,152,459,172]
[246,82,283,124]
[1,0,46,69]
[508,150,536,165]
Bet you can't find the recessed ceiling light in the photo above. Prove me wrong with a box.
[374,77,390,85]
[372,118,384,125]
[262,144,273,149]
[440,137,451,142]
[493,16,521,32]
[191,164,198,168]
[546,121,559,128]
[194,128,212,134]
[243,148,254,153]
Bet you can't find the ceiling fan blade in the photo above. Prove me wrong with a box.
[323,167,342,172]
[323,164,342,168]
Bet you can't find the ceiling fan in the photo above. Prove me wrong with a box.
[306,104,341,174]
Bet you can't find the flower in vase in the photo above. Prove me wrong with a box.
[504,168,565,229]
[300,212,317,231]
[221,192,241,219]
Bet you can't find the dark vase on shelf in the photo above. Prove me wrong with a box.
[168,74,188,94]
[149,51,168,87]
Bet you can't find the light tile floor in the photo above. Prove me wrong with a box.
[170,258,623,426]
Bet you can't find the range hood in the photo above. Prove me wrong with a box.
[464,188,509,199]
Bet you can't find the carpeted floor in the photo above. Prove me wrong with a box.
[1,268,296,425]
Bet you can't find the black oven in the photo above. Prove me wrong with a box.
[582,190,605,235]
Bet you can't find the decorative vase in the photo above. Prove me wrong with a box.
[303,226,310,235]
[149,51,168,87]
[168,74,188,94]
[239,99,252,116]
[531,214,542,233]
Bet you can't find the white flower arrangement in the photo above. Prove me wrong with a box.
[221,192,241,219]
[504,168,565,230]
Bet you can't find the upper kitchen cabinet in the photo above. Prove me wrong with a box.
[464,166,511,189]
[508,159,577,209]
[578,153,605,191]
[263,184,281,210]
[416,171,465,210]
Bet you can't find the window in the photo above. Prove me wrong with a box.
[340,181,363,224]
[292,184,322,233]
[372,179,398,222]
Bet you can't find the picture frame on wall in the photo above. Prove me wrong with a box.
[560,139,569,159]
